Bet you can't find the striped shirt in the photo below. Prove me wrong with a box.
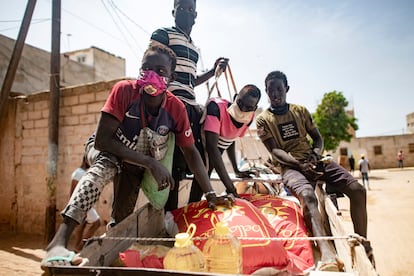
[151,27,199,104]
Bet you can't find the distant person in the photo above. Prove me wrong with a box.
[358,155,371,190]
[348,154,355,175]
[69,156,101,252]
[150,0,229,211]
[397,150,404,169]
[256,70,373,271]
[188,84,261,203]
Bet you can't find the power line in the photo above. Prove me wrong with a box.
[0,18,50,32]
[100,0,141,61]
[107,0,150,36]
[107,0,145,55]
[62,8,123,43]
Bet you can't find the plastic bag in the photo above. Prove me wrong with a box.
[140,133,175,210]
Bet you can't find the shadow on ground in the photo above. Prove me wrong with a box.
[0,231,45,262]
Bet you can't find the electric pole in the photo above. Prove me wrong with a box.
[45,0,61,243]
[0,0,37,119]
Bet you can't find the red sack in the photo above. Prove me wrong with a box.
[171,198,292,274]
[119,244,169,269]
[119,249,143,267]
[141,254,164,269]
[241,194,314,273]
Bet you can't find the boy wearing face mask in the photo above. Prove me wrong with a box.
[150,0,229,211]
[41,44,234,270]
[187,85,261,203]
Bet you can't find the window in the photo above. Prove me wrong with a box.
[77,55,86,63]
[373,145,382,155]
[409,143,414,153]
[340,148,348,156]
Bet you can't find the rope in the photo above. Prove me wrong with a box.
[223,70,233,100]
[206,63,237,103]
[227,64,238,93]
[347,234,364,269]
[87,234,366,244]
[206,67,224,102]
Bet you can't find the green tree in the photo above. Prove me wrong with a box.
[313,91,358,151]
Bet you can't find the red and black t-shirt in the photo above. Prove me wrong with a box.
[101,80,194,150]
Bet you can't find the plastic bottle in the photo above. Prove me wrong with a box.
[163,223,205,272]
[203,221,242,274]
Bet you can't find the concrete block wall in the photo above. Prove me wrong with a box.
[331,134,414,169]
[0,78,127,234]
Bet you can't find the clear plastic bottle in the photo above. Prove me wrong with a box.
[203,221,242,274]
[163,223,205,272]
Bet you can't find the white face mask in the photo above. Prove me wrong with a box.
[227,102,254,124]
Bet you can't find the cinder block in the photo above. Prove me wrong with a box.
[34,119,48,128]
[72,104,88,115]
[79,92,95,104]
[64,95,79,106]
[87,102,103,113]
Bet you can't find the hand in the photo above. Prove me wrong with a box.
[213,57,229,73]
[308,148,322,163]
[225,186,240,198]
[148,159,175,191]
[206,192,235,210]
[299,162,323,181]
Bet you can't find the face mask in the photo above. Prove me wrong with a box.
[227,102,254,124]
[136,70,168,97]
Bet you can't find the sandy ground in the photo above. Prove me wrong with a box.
[0,168,413,275]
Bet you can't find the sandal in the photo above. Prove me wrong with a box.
[316,261,340,272]
[316,256,344,272]
[41,251,89,270]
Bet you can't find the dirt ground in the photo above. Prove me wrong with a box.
[0,168,413,276]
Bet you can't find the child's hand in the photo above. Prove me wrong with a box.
[206,192,235,209]
[214,57,229,73]
[299,162,323,180]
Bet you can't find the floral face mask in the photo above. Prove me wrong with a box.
[136,70,169,97]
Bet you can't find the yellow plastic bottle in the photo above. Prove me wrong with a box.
[203,221,242,274]
[163,223,205,272]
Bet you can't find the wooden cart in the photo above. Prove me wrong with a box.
[45,176,377,276]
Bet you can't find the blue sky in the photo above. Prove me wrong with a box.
[1,0,413,137]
